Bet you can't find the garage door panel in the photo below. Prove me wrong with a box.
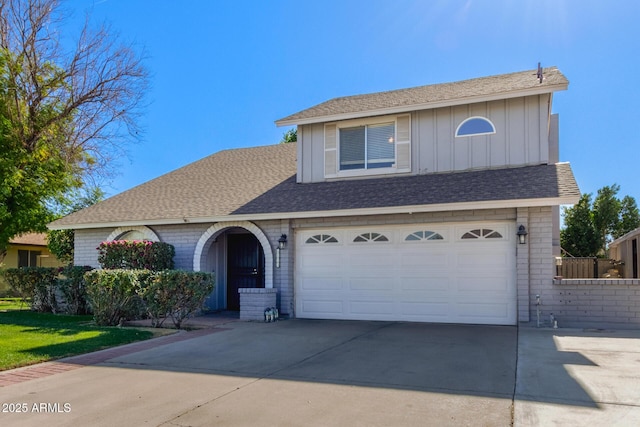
[350,253,394,267]
[301,253,343,268]
[349,299,394,315]
[401,252,449,267]
[349,278,395,291]
[399,301,450,317]
[455,302,510,320]
[296,222,516,325]
[300,299,344,315]
[456,251,510,268]
[457,276,511,292]
[300,277,344,291]
[399,276,450,292]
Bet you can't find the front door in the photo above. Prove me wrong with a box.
[227,234,265,310]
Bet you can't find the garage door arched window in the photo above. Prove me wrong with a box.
[305,234,339,244]
[353,232,389,243]
[405,231,444,241]
[455,117,496,137]
[461,228,503,239]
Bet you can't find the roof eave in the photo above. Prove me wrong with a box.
[275,83,568,127]
[48,194,579,231]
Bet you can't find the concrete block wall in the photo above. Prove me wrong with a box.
[74,224,211,270]
[516,208,530,322]
[239,288,277,321]
[152,224,211,269]
[253,219,294,316]
[546,279,640,329]
[523,207,554,324]
[74,228,113,267]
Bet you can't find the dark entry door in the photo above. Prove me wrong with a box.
[227,234,265,310]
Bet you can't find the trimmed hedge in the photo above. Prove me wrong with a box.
[140,270,214,328]
[97,240,175,270]
[0,266,95,314]
[0,267,59,312]
[84,269,150,326]
[84,269,214,327]
[57,265,95,315]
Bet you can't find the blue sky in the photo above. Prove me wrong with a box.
[65,0,639,203]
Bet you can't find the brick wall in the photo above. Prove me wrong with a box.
[238,288,277,321]
[545,279,640,329]
[74,228,111,267]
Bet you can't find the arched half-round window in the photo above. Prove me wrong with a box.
[106,226,160,242]
[455,117,496,137]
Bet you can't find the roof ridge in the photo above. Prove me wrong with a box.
[276,66,567,126]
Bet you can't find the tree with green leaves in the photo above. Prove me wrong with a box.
[616,195,640,239]
[561,184,640,257]
[47,187,105,264]
[280,128,297,143]
[0,0,147,260]
[560,193,600,257]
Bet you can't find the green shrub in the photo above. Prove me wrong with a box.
[97,240,175,270]
[0,267,59,312]
[47,229,75,264]
[84,269,150,325]
[139,271,214,329]
[57,265,94,315]
[0,275,19,298]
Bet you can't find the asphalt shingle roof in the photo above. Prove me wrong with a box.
[276,67,568,125]
[50,143,298,227]
[50,142,580,229]
[9,233,48,246]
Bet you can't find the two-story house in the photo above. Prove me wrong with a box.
[49,66,580,326]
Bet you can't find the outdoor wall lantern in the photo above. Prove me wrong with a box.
[517,225,528,244]
[278,234,287,250]
[276,234,287,268]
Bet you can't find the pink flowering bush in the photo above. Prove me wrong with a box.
[97,240,175,270]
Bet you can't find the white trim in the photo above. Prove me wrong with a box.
[192,221,274,289]
[455,116,496,138]
[106,226,160,242]
[53,195,579,231]
[275,84,568,127]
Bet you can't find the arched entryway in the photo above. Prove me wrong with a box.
[193,221,274,311]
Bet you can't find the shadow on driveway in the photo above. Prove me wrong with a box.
[95,320,517,397]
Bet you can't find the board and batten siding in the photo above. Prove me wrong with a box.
[298,94,552,183]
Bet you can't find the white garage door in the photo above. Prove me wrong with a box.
[295,222,517,325]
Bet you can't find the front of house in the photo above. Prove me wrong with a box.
[49,66,582,326]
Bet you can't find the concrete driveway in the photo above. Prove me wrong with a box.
[1,320,516,426]
[1,320,639,426]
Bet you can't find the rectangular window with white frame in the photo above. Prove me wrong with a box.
[324,114,411,178]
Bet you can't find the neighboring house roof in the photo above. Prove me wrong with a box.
[49,143,580,230]
[276,67,568,126]
[609,227,640,248]
[9,233,48,246]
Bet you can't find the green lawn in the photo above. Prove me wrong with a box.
[0,298,30,311]
[0,310,164,371]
